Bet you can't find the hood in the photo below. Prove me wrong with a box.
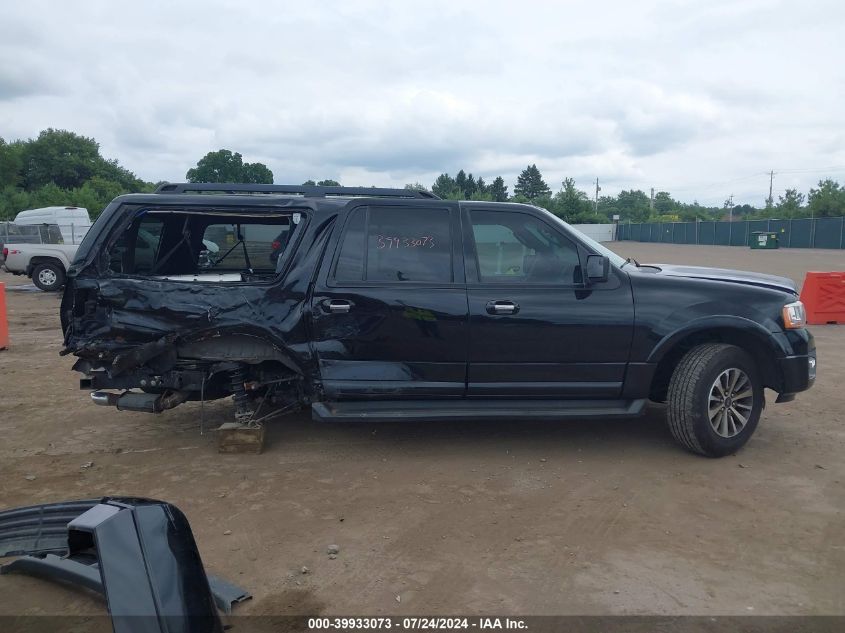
[642,264,797,293]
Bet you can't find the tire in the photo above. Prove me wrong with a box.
[31,262,65,292]
[667,343,764,457]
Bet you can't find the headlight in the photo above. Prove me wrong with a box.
[782,301,806,329]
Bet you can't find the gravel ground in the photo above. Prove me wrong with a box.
[0,243,843,619]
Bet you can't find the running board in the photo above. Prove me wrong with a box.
[312,399,646,422]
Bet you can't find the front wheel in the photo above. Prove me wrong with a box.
[667,343,764,457]
[31,263,65,292]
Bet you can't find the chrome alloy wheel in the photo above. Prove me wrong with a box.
[708,368,754,438]
[38,268,57,287]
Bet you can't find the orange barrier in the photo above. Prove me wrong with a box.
[799,272,845,325]
[0,282,7,350]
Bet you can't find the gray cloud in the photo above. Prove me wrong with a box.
[0,0,843,204]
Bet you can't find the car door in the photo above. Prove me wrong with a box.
[310,201,468,400]
[463,205,634,398]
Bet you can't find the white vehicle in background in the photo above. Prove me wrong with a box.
[14,206,92,245]
[2,243,79,291]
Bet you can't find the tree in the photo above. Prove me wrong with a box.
[0,129,148,219]
[464,174,477,199]
[317,179,341,186]
[552,178,591,221]
[21,129,102,189]
[615,189,651,222]
[0,138,23,188]
[676,200,716,221]
[455,170,468,196]
[301,180,316,186]
[98,159,145,190]
[186,149,273,184]
[775,189,804,217]
[513,164,550,199]
[653,191,676,215]
[241,162,273,184]
[432,173,461,199]
[475,177,487,195]
[808,179,845,218]
[404,182,430,192]
[489,176,508,202]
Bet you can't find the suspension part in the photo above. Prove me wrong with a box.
[230,366,252,421]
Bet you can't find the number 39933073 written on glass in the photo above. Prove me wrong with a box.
[376,235,436,249]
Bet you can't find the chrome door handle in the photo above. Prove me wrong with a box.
[486,300,519,315]
[325,299,353,314]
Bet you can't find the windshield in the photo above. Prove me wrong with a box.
[536,208,627,267]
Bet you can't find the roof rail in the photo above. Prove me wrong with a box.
[154,183,440,200]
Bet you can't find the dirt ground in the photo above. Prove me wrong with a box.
[0,243,843,618]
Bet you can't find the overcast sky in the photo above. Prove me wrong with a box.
[2,0,843,205]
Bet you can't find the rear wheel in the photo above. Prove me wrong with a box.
[667,343,763,457]
[32,263,65,292]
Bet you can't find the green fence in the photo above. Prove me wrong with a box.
[617,217,845,249]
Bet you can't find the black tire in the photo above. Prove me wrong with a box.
[667,343,764,457]
[31,262,65,292]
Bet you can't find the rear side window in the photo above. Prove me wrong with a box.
[201,223,284,271]
[333,206,453,283]
[134,216,164,273]
[107,211,295,282]
[109,215,164,274]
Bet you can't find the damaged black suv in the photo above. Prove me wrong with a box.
[61,183,816,457]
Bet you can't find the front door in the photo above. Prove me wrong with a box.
[311,202,468,400]
[463,206,634,398]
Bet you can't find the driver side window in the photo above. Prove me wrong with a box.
[469,210,582,284]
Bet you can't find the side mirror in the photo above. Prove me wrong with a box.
[586,254,609,284]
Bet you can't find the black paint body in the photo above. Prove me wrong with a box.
[61,192,815,415]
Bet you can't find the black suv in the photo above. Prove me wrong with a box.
[61,183,816,457]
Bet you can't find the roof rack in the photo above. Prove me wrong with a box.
[154,183,440,200]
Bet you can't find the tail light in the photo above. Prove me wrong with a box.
[271,241,281,250]
[2,248,7,259]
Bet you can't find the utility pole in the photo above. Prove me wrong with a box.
[650,187,655,212]
[767,170,775,208]
[594,178,600,213]
[727,194,734,244]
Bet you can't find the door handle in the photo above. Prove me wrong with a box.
[324,299,354,314]
[486,300,519,315]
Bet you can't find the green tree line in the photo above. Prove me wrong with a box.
[2,131,844,224]
[0,129,154,220]
[417,165,845,224]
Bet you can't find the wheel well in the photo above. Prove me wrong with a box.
[649,328,780,402]
[29,257,65,274]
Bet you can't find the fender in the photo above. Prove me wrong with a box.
[646,314,790,365]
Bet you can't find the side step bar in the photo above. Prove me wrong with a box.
[312,399,646,422]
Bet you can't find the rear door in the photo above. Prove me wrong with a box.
[310,201,468,400]
[463,205,634,398]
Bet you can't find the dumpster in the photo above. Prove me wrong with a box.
[750,231,779,249]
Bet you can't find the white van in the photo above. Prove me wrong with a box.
[14,206,92,244]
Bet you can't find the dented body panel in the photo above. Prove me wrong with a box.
[62,193,339,410]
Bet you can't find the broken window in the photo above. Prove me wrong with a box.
[108,209,299,282]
